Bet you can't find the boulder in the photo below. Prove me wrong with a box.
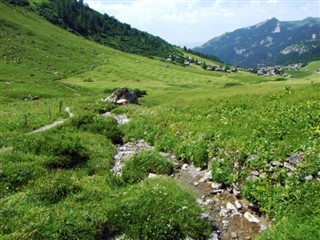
[103,88,138,104]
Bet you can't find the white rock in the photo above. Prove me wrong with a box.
[232,188,241,197]
[211,189,223,194]
[210,232,219,240]
[284,162,296,171]
[203,198,214,206]
[205,170,212,180]
[222,220,229,226]
[211,182,223,189]
[260,225,268,231]
[251,170,260,176]
[219,209,229,217]
[200,213,213,222]
[235,200,242,209]
[199,177,207,183]
[181,164,189,170]
[230,232,238,239]
[305,175,313,181]
[193,181,199,186]
[148,173,158,178]
[244,212,260,223]
[271,161,283,166]
[226,202,238,212]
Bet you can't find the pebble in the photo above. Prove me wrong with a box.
[235,200,242,209]
[244,212,260,223]
[211,189,223,194]
[232,188,241,197]
[271,161,283,166]
[200,213,213,222]
[305,175,313,181]
[181,164,189,170]
[205,170,212,180]
[230,232,238,239]
[148,173,158,178]
[260,225,268,232]
[251,170,260,176]
[226,202,237,212]
[211,182,223,189]
[222,220,229,226]
[284,162,296,171]
[199,177,207,183]
[219,209,229,217]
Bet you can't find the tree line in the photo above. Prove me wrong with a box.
[34,0,179,58]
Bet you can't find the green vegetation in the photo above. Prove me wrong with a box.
[1,1,320,239]
[35,0,179,58]
[122,151,174,184]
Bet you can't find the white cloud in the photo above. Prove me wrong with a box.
[84,0,320,47]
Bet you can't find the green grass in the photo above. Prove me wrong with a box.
[1,1,320,239]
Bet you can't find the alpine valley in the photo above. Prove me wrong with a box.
[194,17,320,68]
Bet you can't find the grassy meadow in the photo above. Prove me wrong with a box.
[1,1,320,239]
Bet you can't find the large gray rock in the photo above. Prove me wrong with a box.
[103,88,139,104]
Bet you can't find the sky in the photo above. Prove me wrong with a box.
[84,0,320,48]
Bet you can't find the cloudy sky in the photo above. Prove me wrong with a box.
[84,0,320,47]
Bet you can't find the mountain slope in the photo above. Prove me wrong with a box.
[34,0,179,58]
[194,17,320,68]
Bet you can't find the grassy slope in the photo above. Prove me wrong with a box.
[1,1,320,239]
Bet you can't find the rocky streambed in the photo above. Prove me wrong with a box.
[111,138,269,240]
[104,112,269,240]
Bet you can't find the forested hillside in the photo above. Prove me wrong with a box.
[6,0,178,58]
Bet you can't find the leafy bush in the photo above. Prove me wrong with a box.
[70,113,123,144]
[31,171,81,203]
[13,130,89,169]
[259,182,320,240]
[133,88,147,97]
[173,140,208,168]
[121,151,174,184]
[211,160,234,185]
[104,178,212,239]
[0,161,45,197]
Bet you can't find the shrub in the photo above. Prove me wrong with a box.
[104,178,211,239]
[0,161,45,197]
[31,171,81,203]
[121,151,174,184]
[16,131,89,169]
[259,182,320,240]
[173,140,208,168]
[70,113,123,144]
[132,88,147,97]
[211,159,234,185]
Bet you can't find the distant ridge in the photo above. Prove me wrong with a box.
[194,17,320,68]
